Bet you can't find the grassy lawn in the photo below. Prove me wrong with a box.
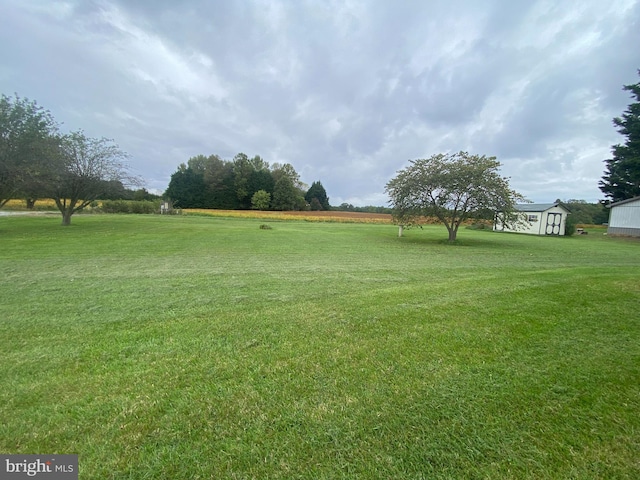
[1,214,639,479]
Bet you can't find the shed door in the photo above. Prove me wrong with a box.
[545,213,562,235]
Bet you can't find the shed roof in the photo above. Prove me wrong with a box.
[607,196,640,208]
[515,203,568,213]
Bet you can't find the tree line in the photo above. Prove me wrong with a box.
[3,68,636,229]
[0,93,140,225]
[555,199,608,225]
[164,154,330,211]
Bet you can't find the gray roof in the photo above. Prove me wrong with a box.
[515,203,560,212]
[607,196,640,208]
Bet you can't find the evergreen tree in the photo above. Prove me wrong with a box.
[201,155,238,209]
[247,169,275,201]
[164,165,207,208]
[309,197,322,211]
[600,71,640,202]
[305,181,330,210]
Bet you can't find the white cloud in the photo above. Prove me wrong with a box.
[99,5,227,103]
[1,0,638,204]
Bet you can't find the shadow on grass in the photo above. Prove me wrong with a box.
[395,229,517,249]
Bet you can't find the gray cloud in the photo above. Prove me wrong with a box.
[1,0,639,205]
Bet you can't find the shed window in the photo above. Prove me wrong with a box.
[528,214,538,222]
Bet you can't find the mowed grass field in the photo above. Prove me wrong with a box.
[1,214,639,479]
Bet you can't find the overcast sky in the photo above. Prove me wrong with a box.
[1,0,639,205]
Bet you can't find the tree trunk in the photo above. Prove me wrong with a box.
[448,227,458,242]
[26,198,36,209]
[398,225,404,237]
[61,210,73,226]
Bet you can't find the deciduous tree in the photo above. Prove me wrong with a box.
[271,163,306,191]
[232,153,253,208]
[272,176,304,211]
[50,131,137,225]
[386,152,525,242]
[0,94,58,207]
[251,189,271,210]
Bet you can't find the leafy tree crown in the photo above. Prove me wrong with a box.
[386,151,525,241]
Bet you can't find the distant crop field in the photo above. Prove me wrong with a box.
[1,215,638,479]
[3,198,59,209]
[185,208,394,223]
[184,208,470,226]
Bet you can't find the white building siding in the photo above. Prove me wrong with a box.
[505,212,542,235]
[494,204,569,236]
[608,197,640,236]
[540,206,567,235]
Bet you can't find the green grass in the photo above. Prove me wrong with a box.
[1,215,639,479]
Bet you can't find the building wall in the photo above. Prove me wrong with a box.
[494,206,568,235]
[515,212,544,235]
[607,226,640,236]
[540,206,568,235]
[608,198,640,236]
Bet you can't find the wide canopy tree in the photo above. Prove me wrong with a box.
[49,130,137,225]
[385,152,525,242]
[599,70,640,202]
[0,94,59,207]
[272,175,304,211]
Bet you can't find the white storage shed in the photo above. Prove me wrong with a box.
[494,203,570,236]
[607,196,640,237]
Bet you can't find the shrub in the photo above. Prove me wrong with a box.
[465,221,491,230]
[100,200,160,214]
[565,215,577,236]
[251,190,271,210]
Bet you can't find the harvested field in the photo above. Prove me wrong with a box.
[183,208,486,226]
[184,208,395,223]
[271,209,391,220]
